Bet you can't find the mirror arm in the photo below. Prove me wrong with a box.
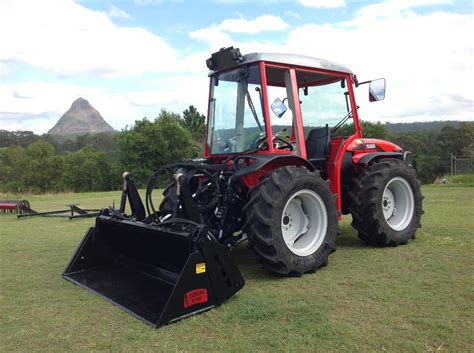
[355,79,372,87]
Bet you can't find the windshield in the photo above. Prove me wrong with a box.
[208,64,264,154]
[299,79,351,137]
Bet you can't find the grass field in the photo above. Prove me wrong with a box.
[1,186,473,352]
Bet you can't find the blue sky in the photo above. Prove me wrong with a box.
[0,0,472,133]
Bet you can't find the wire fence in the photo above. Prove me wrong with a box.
[451,153,473,175]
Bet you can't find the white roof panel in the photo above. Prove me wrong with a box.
[208,52,353,75]
[243,53,353,74]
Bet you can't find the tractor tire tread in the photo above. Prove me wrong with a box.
[243,166,338,275]
[349,158,424,246]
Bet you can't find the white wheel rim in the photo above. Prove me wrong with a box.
[281,189,328,257]
[382,177,415,231]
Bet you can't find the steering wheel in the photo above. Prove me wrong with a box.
[250,131,293,151]
[250,132,267,150]
[273,135,293,151]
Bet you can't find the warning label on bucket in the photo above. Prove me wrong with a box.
[184,288,208,308]
[195,263,206,274]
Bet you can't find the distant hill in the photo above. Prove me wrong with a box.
[48,98,115,137]
[384,121,466,133]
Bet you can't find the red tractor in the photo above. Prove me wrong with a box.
[64,47,423,328]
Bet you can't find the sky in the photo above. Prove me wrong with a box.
[0,0,472,134]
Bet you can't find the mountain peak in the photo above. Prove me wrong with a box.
[71,97,89,107]
[48,98,115,136]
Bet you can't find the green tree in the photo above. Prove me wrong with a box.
[118,110,195,186]
[181,105,206,142]
[360,121,388,139]
[332,121,388,139]
[157,109,182,125]
[20,140,65,193]
[0,130,40,148]
[413,155,442,183]
[62,145,116,192]
[0,145,28,192]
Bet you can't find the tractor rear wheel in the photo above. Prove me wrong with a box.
[243,166,338,276]
[348,158,423,246]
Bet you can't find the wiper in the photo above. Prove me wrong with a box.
[331,110,353,134]
[241,78,263,132]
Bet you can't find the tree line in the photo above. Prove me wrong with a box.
[335,121,473,183]
[0,111,472,194]
[0,106,205,193]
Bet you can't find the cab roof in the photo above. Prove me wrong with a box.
[244,52,353,74]
[208,51,353,76]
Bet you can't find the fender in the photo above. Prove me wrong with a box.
[230,154,315,189]
[348,138,404,166]
[353,152,404,165]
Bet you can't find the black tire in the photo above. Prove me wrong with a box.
[140,185,175,223]
[158,181,218,215]
[243,166,339,276]
[348,158,423,246]
[159,183,176,214]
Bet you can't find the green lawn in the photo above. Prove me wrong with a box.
[0,187,473,352]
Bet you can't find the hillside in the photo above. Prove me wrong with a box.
[48,98,115,137]
[384,121,466,133]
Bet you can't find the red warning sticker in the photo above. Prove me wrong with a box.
[184,288,208,308]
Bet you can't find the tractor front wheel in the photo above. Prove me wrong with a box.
[349,158,423,246]
[243,166,339,276]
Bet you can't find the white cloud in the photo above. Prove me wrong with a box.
[0,74,211,134]
[190,15,289,44]
[283,2,472,123]
[0,0,471,134]
[190,0,473,124]
[108,5,130,19]
[299,0,346,9]
[189,27,233,48]
[0,82,131,133]
[0,0,178,78]
[134,0,163,6]
[353,0,452,21]
[220,15,289,34]
[285,11,301,21]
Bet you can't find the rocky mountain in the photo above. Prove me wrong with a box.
[48,98,115,136]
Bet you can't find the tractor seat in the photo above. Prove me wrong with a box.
[305,125,331,167]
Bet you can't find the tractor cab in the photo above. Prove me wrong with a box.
[205,47,383,174]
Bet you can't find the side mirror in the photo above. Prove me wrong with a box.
[271,98,287,118]
[369,78,386,102]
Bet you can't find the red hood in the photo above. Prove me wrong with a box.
[346,138,403,153]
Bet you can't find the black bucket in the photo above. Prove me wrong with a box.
[63,213,245,327]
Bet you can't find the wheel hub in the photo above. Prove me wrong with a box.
[382,177,415,231]
[382,187,395,219]
[281,189,328,257]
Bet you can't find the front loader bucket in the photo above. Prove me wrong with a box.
[63,212,245,327]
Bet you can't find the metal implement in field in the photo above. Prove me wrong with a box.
[64,47,423,328]
[0,199,29,213]
[63,172,244,327]
[64,213,244,327]
[17,203,101,219]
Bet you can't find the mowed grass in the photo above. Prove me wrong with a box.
[0,187,473,352]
